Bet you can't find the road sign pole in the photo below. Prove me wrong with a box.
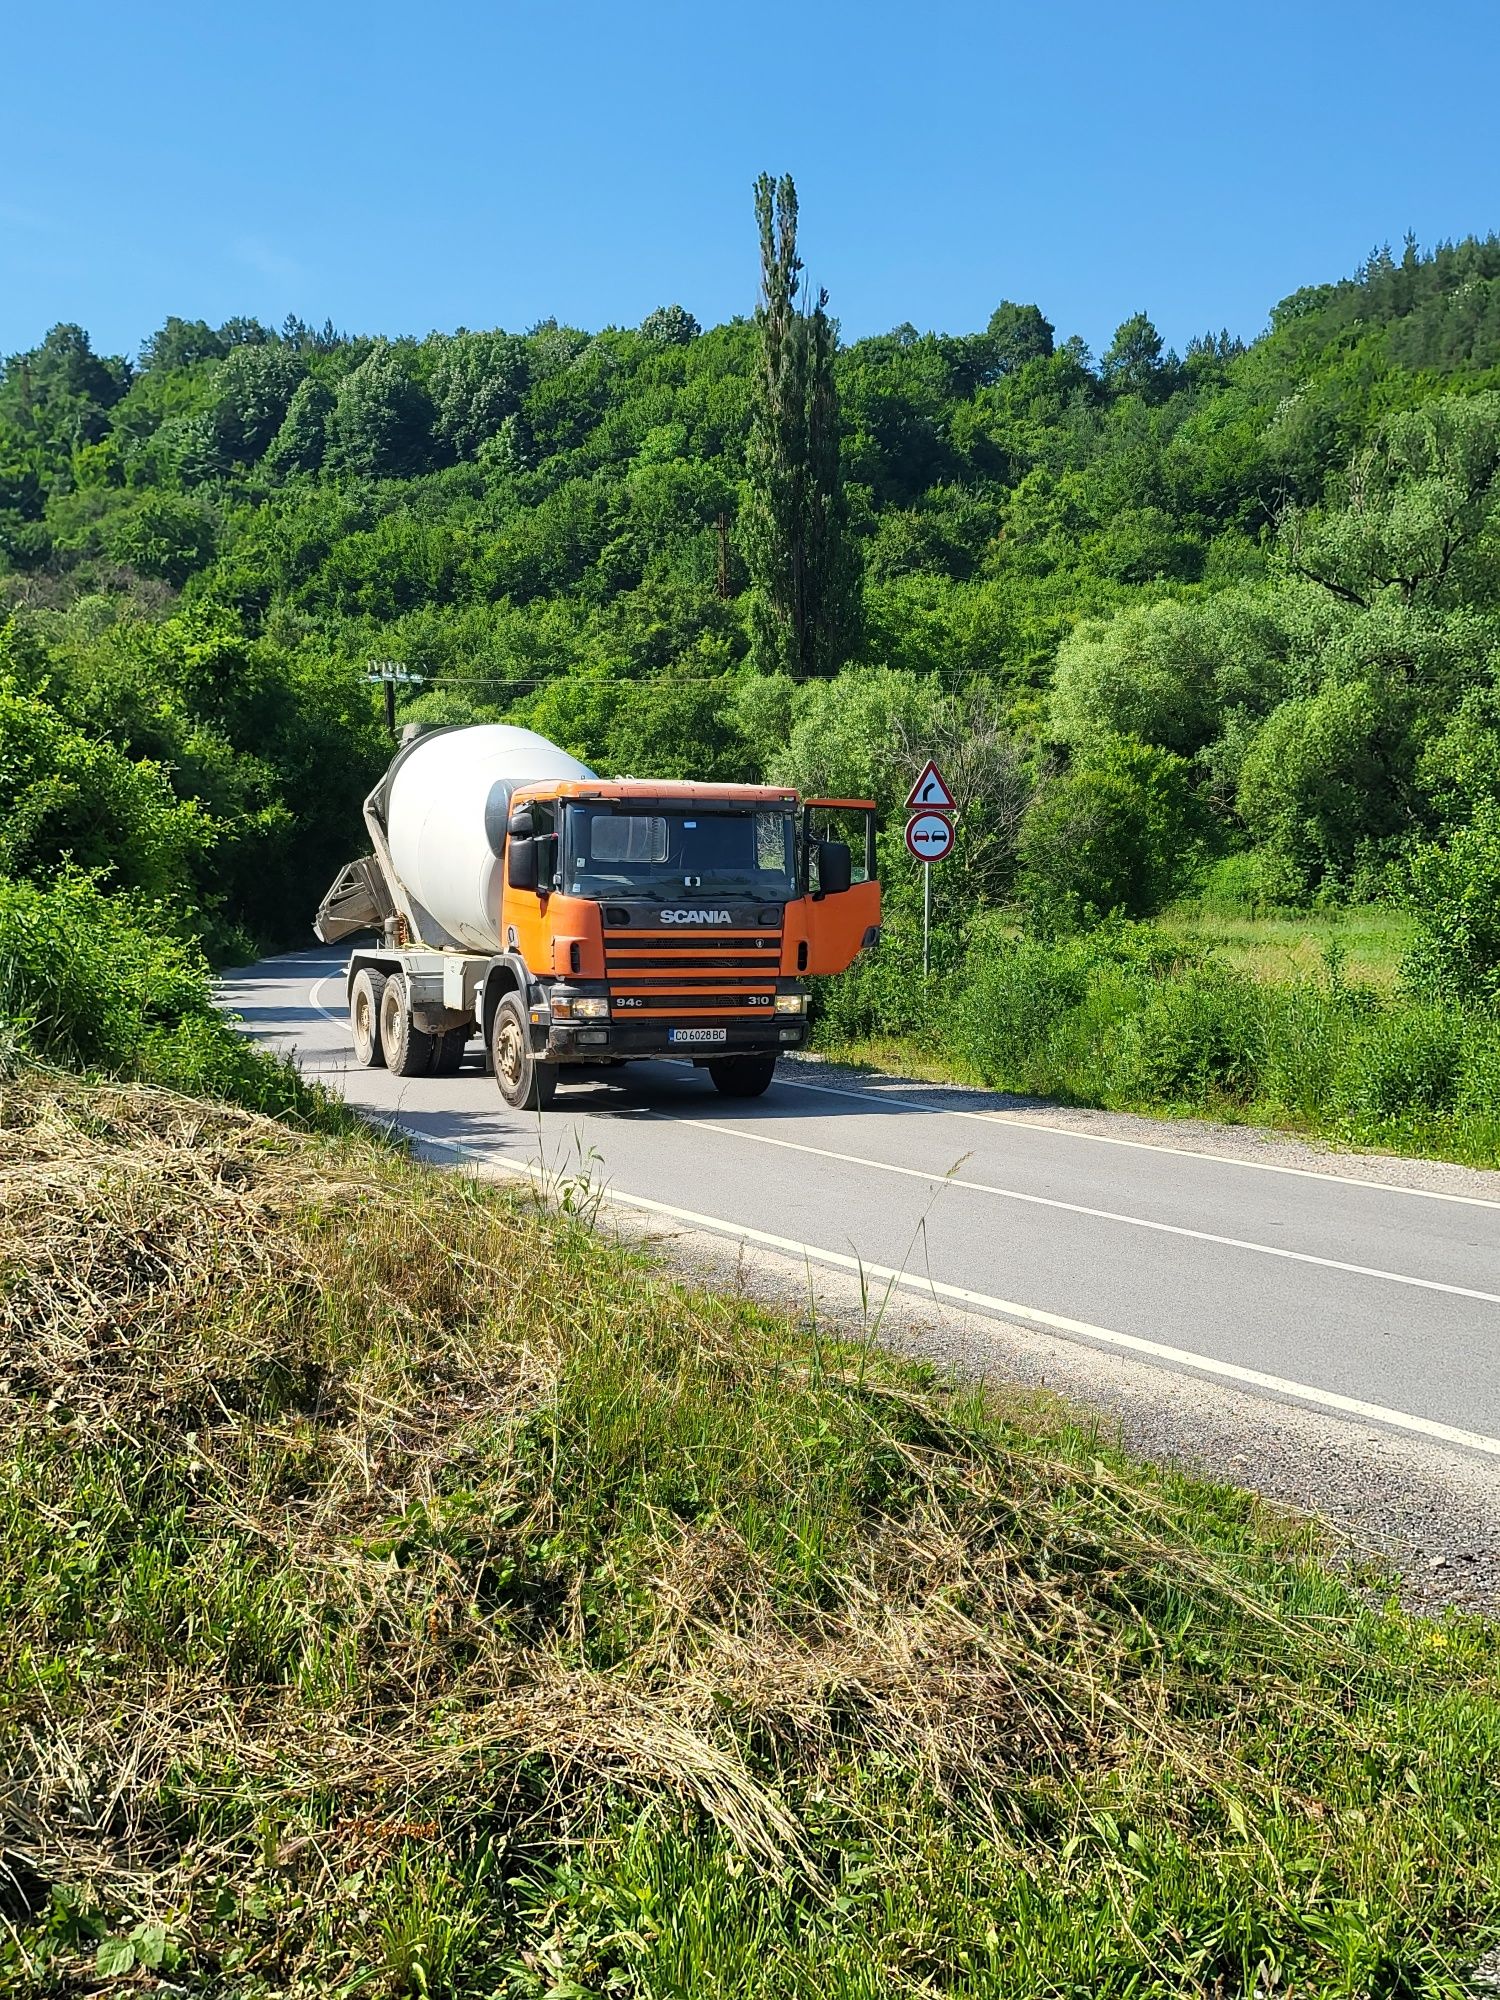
[923,862,931,981]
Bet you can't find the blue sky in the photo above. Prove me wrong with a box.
[4,0,1498,363]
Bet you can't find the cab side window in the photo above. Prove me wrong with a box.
[531,802,558,891]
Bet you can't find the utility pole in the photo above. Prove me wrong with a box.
[364,659,424,739]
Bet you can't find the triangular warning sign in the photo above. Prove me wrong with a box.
[904,759,955,812]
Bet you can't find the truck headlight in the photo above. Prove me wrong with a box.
[572,996,610,1020]
[774,992,808,1015]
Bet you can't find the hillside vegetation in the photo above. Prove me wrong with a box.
[3,1067,1499,1997]
[2,226,1500,1146]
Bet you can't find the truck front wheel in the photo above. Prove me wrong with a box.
[380,973,438,1078]
[350,967,387,1067]
[491,994,557,1111]
[708,1054,777,1099]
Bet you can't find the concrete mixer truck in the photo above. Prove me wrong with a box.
[314,724,880,1109]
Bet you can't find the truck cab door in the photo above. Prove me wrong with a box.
[790,800,881,976]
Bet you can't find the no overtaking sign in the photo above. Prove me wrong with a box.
[905,810,954,863]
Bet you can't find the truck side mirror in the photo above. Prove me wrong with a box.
[817,839,852,897]
[507,837,538,891]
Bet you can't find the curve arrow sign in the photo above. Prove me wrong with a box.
[904,759,956,811]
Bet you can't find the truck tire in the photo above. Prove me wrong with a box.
[432,1027,468,1076]
[491,993,557,1111]
[380,973,438,1078]
[708,1054,777,1099]
[349,967,388,1068]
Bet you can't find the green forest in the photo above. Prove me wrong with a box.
[3,209,1500,1153]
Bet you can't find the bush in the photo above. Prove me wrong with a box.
[951,935,1090,1088]
[1404,798,1500,1008]
[811,911,963,1042]
[1334,1006,1467,1120]
[1018,739,1198,926]
[1195,850,1300,916]
[1103,966,1261,1106]
[0,872,341,1124]
[1251,979,1364,1124]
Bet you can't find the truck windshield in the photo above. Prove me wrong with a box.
[566,807,797,902]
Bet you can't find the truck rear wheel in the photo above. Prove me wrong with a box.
[708,1054,777,1099]
[350,967,387,1068]
[380,973,438,1078]
[491,993,557,1111]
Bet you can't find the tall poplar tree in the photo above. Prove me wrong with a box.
[743,173,859,678]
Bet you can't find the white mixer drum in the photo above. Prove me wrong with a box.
[384,725,594,951]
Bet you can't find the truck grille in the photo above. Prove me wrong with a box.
[603,928,781,1018]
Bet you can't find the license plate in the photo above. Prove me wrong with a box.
[669,1028,728,1045]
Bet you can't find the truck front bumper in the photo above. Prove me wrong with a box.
[542,1019,808,1061]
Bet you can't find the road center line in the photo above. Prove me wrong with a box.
[671,1115,1500,1306]
[398,1125,1500,1464]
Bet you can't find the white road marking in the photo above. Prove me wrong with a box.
[669,1117,1500,1305]
[395,1125,1500,1464]
[309,974,350,1028]
[770,1071,1500,1211]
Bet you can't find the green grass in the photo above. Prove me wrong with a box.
[1160,903,1417,995]
[4,1068,1500,1996]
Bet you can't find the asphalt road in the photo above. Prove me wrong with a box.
[224,948,1500,1467]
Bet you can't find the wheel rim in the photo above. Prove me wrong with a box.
[496,1016,525,1094]
[353,989,372,1053]
[381,988,402,1055]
